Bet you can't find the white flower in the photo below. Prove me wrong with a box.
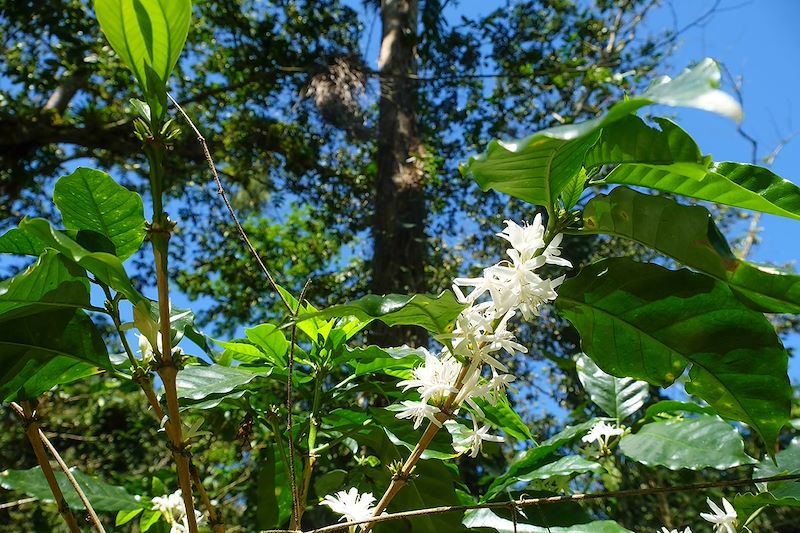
[582,421,624,449]
[138,333,156,363]
[151,490,205,533]
[449,419,504,457]
[497,217,546,262]
[394,400,441,429]
[321,488,379,530]
[700,497,737,533]
[659,528,692,533]
[397,350,461,405]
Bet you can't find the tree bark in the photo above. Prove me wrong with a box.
[370,0,428,348]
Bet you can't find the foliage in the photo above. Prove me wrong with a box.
[0,2,799,533]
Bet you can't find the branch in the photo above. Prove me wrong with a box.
[38,429,106,532]
[261,473,800,533]
[9,402,81,533]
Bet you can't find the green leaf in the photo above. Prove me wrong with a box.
[0,467,142,511]
[462,59,740,206]
[581,187,800,313]
[342,345,424,378]
[116,508,144,526]
[644,400,716,421]
[619,415,755,470]
[463,510,634,533]
[303,291,466,335]
[18,218,145,304]
[584,116,705,169]
[140,509,161,532]
[0,249,90,321]
[514,455,604,483]
[475,394,533,442]
[603,161,800,220]
[93,0,191,93]
[0,309,109,402]
[575,353,648,423]
[14,357,102,399]
[212,339,268,364]
[245,324,289,367]
[556,257,791,448]
[53,167,146,260]
[560,167,588,210]
[484,418,602,501]
[175,364,272,401]
[0,228,47,255]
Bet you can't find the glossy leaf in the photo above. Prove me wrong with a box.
[462,59,739,206]
[463,510,634,533]
[175,364,272,401]
[581,187,800,313]
[245,324,289,367]
[0,249,89,321]
[603,161,800,220]
[0,467,142,511]
[644,400,716,421]
[0,309,109,402]
[0,228,46,255]
[18,218,145,304]
[474,395,533,442]
[93,0,191,93]
[15,357,102,399]
[619,415,755,470]
[576,353,648,422]
[515,455,604,483]
[53,167,146,260]
[484,418,602,500]
[584,116,705,169]
[303,291,466,335]
[556,257,791,448]
[745,437,800,507]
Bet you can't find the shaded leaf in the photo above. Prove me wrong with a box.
[19,218,145,304]
[644,400,716,421]
[515,455,604,483]
[0,249,89,321]
[175,364,272,401]
[556,258,790,448]
[0,467,142,511]
[484,418,603,501]
[0,309,109,402]
[53,167,146,260]
[581,187,800,313]
[303,291,466,335]
[576,353,648,422]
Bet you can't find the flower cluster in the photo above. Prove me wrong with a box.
[582,421,625,451]
[395,217,570,456]
[151,489,205,533]
[321,487,381,532]
[657,497,737,533]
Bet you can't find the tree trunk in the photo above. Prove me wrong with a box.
[370,0,428,348]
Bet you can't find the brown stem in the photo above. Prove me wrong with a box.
[261,472,800,533]
[38,429,106,532]
[10,402,80,533]
[190,462,224,532]
[365,362,472,531]
[289,280,312,529]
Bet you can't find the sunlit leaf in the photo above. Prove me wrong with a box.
[576,353,648,422]
[175,364,272,401]
[303,291,466,335]
[463,510,634,533]
[619,415,755,470]
[581,187,800,313]
[53,167,146,260]
[556,258,791,449]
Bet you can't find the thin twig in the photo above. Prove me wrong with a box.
[189,461,224,533]
[0,497,38,511]
[288,279,312,529]
[167,93,294,315]
[261,472,800,533]
[10,402,80,533]
[38,430,106,533]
